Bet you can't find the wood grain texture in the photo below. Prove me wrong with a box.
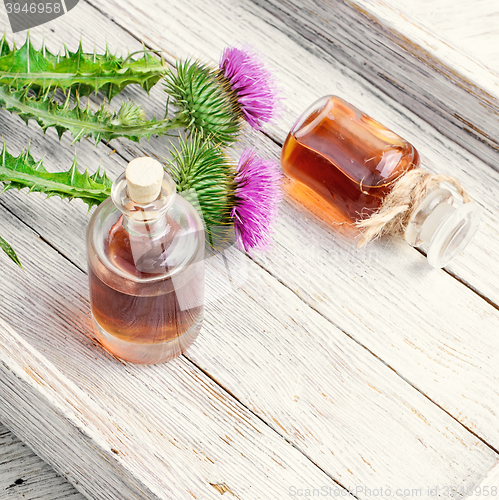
[0,166,497,499]
[0,424,85,499]
[382,0,499,71]
[476,461,499,490]
[251,0,499,171]
[0,0,499,499]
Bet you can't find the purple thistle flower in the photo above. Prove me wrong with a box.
[231,149,283,253]
[220,46,279,130]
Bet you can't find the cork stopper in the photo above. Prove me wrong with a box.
[126,157,164,204]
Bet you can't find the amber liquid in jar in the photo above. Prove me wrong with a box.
[88,215,204,362]
[281,96,420,221]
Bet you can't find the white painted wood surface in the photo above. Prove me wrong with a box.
[1,0,499,499]
[476,462,499,492]
[253,0,499,170]
[383,0,499,71]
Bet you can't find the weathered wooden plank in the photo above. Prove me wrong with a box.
[379,0,499,71]
[1,1,499,498]
[0,424,85,499]
[0,172,497,499]
[251,0,499,172]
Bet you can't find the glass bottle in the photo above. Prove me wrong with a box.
[86,157,205,364]
[281,95,480,268]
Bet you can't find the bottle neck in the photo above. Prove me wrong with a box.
[122,211,168,239]
[404,187,480,268]
[110,169,179,274]
[111,169,177,238]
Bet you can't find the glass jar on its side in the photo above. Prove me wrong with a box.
[281,96,480,268]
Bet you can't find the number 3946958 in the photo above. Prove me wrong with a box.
[5,3,62,14]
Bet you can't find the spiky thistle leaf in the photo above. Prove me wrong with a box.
[0,85,178,143]
[163,60,241,145]
[166,134,237,247]
[0,36,11,58]
[0,35,168,100]
[0,141,111,207]
[0,234,22,268]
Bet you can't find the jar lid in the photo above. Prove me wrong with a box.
[405,188,480,268]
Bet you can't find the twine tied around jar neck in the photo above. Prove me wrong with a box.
[355,168,472,246]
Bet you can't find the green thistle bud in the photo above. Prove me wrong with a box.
[163,60,241,145]
[166,134,237,248]
[112,100,147,126]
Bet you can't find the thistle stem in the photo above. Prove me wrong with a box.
[0,86,187,144]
